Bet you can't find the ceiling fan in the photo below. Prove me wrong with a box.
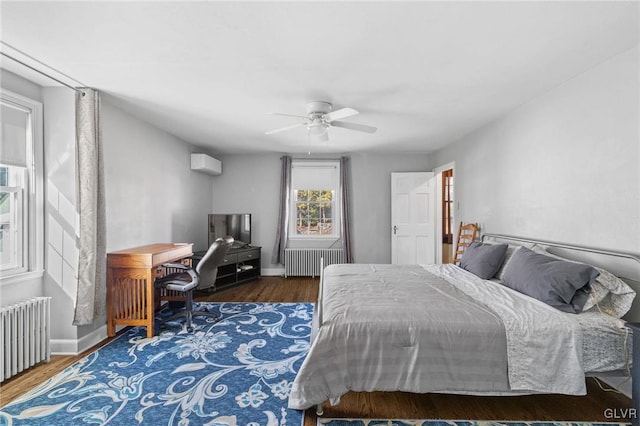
[265,101,377,141]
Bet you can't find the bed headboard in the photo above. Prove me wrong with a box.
[482,233,640,322]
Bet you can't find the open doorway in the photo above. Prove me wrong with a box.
[433,162,455,264]
[441,168,454,263]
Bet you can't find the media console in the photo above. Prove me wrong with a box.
[192,245,261,292]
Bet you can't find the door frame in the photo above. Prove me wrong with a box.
[433,161,456,264]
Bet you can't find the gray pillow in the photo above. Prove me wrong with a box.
[529,245,635,317]
[502,247,600,313]
[459,241,508,279]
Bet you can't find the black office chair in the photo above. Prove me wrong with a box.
[155,236,234,332]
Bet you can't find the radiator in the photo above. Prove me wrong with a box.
[284,248,345,277]
[1,297,51,383]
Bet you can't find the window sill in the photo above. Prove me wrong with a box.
[0,269,45,287]
[288,235,339,240]
[287,237,342,250]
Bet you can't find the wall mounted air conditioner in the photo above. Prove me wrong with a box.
[190,153,222,176]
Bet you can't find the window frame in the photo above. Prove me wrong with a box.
[288,160,341,240]
[0,89,44,284]
[1,166,28,274]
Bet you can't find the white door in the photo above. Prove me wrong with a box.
[391,172,435,264]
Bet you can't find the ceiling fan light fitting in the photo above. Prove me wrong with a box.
[308,122,327,136]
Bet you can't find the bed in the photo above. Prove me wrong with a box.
[288,234,639,413]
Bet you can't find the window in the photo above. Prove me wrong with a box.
[0,90,43,279]
[0,165,27,272]
[289,161,340,238]
[295,189,334,235]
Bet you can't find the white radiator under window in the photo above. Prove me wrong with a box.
[1,297,51,382]
[284,248,345,277]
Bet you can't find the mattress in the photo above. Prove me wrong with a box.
[288,263,631,410]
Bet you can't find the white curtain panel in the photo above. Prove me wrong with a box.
[73,88,106,325]
[271,155,292,264]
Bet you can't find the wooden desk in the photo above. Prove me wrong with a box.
[106,243,193,338]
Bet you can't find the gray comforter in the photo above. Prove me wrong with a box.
[288,263,588,410]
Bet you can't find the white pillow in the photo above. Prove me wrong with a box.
[530,245,635,318]
[583,265,635,317]
[482,240,533,281]
[494,244,519,281]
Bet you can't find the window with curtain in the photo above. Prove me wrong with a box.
[0,91,43,278]
[289,160,341,238]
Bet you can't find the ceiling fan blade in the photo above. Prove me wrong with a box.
[265,122,306,135]
[269,112,309,119]
[324,107,358,122]
[330,120,377,134]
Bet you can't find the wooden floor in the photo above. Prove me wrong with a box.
[0,276,632,424]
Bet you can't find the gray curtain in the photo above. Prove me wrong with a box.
[340,156,353,263]
[271,155,292,264]
[73,88,106,325]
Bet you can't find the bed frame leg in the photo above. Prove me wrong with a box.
[316,403,324,416]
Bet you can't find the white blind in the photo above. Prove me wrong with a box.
[0,102,29,168]
[291,162,338,189]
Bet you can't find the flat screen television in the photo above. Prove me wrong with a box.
[208,214,251,248]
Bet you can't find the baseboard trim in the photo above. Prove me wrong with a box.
[51,324,110,355]
[261,267,285,276]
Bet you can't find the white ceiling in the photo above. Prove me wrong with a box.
[1,1,638,155]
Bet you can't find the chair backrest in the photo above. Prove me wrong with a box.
[454,222,478,264]
[196,236,234,290]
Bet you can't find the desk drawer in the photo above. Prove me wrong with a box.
[222,253,237,265]
[238,249,259,262]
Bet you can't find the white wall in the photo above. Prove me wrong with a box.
[211,153,282,274]
[0,69,42,103]
[350,153,432,263]
[212,152,431,272]
[431,46,639,255]
[41,87,79,345]
[101,95,214,253]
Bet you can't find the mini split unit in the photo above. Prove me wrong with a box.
[190,153,222,176]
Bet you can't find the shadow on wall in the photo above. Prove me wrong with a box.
[46,179,78,301]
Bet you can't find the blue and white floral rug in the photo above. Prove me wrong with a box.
[317,421,631,426]
[0,302,313,426]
